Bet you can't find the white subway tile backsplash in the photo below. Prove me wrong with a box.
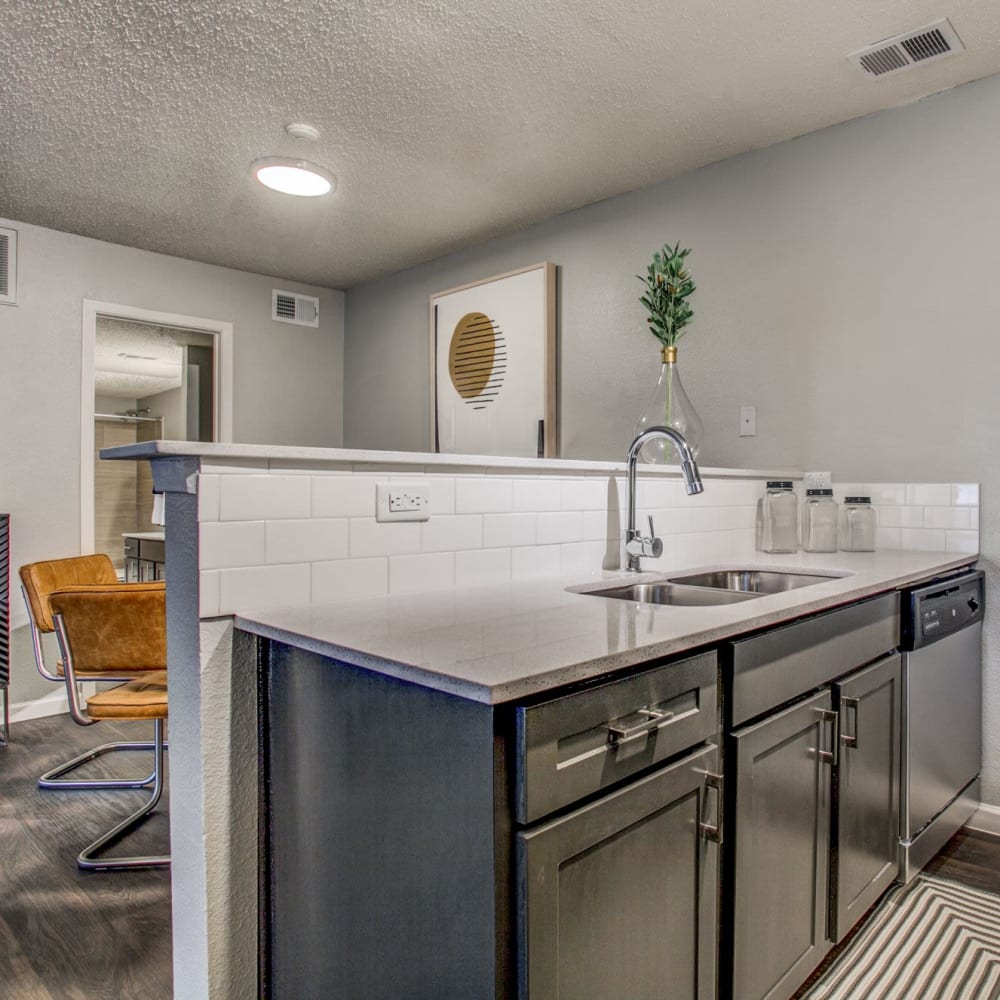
[953,484,980,506]
[922,507,971,530]
[581,509,616,541]
[312,475,377,518]
[511,545,562,581]
[389,552,455,594]
[455,548,511,587]
[455,477,512,514]
[637,479,678,510]
[200,570,220,618]
[201,458,269,475]
[900,527,947,552]
[197,474,220,522]
[421,515,483,552]
[423,476,456,516]
[349,519,421,558]
[312,557,388,602]
[689,507,721,533]
[878,506,924,529]
[483,513,537,548]
[536,511,583,545]
[875,527,902,551]
[905,484,952,507]
[266,518,349,564]
[561,478,608,511]
[560,540,610,575]
[220,475,311,521]
[946,530,979,555]
[864,484,906,506]
[200,521,265,569]
[512,478,562,512]
[218,563,311,613]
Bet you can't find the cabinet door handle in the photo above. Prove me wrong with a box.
[840,696,859,750]
[812,708,839,766]
[699,771,723,844]
[607,708,674,747]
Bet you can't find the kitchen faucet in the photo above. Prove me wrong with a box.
[625,426,704,572]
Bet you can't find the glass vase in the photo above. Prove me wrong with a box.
[633,345,704,464]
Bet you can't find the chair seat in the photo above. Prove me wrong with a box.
[87,672,168,721]
[55,662,143,682]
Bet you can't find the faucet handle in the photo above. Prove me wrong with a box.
[646,516,663,559]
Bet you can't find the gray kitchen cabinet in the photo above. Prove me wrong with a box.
[518,742,720,1000]
[730,690,835,1000]
[831,653,901,941]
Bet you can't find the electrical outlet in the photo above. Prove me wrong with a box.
[376,482,430,522]
[804,471,833,490]
[739,406,757,437]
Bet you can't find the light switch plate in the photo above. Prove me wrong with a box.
[739,406,757,437]
[376,482,430,522]
[803,471,833,490]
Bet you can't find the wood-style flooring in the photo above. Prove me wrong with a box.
[0,713,171,1000]
[3,713,1000,1000]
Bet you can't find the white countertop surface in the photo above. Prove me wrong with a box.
[235,549,975,704]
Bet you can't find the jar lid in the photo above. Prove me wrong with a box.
[766,481,794,490]
[806,489,834,496]
[845,496,872,504]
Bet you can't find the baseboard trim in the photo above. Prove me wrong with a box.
[966,803,1000,836]
[9,689,71,724]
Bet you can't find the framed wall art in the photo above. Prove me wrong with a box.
[429,261,557,458]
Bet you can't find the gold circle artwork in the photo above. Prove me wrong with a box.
[448,312,506,410]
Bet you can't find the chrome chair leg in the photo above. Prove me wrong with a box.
[39,738,168,790]
[77,718,171,871]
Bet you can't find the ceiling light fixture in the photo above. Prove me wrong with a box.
[252,123,336,197]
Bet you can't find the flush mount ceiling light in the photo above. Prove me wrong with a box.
[252,122,336,197]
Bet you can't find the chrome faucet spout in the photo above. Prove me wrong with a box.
[625,426,704,572]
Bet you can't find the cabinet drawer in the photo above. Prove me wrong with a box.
[729,592,899,727]
[515,650,718,824]
[139,538,165,563]
[124,537,140,559]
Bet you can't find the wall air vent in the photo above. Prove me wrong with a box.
[849,19,964,78]
[272,289,320,328]
[0,227,17,306]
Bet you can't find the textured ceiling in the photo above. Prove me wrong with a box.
[3,1,1000,290]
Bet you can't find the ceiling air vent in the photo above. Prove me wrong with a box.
[0,227,17,306]
[849,19,964,78]
[272,289,319,328]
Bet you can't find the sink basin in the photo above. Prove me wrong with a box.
[666,569,840,594]
[579,581,760,607]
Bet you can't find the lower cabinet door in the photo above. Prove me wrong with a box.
[517,743,721,1000]
[731,690,835,1000]
[831,653,901,941]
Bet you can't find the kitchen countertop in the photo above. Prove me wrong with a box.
[236,549,974,705]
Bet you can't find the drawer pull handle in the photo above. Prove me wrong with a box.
[699,770,724,844]
[607,708,674,747]
[840,697,859,750]
[811,708,839,766]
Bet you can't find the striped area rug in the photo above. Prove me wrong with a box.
[805,875,1000,1000]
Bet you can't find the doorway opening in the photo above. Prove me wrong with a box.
[81,301,233,569]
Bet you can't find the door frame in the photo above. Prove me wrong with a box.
[80,299,234,553]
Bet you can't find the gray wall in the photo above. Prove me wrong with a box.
[1,219,344,706]
[344,74,1000,801]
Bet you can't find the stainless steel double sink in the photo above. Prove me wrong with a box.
[577,569,843,607]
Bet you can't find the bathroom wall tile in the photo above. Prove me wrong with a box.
[536,511,583,545]
[455,548,511,587]
[200,521,265,570]
[923,507,971,531]
[905,484,952,507]
[199,570,220,618]
[875,527,901,551]
[220,475,311,521]
[900,528,947,552]
[483,513,537,548]
[218,563,311,614]
[561,540,613,576]
[946,531,979,555]
[266,518,349,564]
[864,483,906,506]
[512,478,562,512]
[421,515,483,552]
[389,552,455,595]
[197,474,221,522]
[349,519,421,558]
[511,545,562,581]
[455,477,513,514]
[312,557,388,602]
[561,478,610,511]
[312,475,376,518]
[952,484,980,506]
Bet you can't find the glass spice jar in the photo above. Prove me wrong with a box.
[802,489,838,553]
[758,480,799,553]
[840,496,877,552]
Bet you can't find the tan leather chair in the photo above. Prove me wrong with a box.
[20,555,170,869]
[20,554,167,790]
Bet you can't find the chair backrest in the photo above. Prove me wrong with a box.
[20,554,120,633]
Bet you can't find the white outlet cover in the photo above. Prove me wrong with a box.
[803,471,833,490]
[376,482,430,522]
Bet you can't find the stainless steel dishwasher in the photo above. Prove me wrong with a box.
[899,568,985,881]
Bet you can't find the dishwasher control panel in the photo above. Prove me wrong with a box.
[902,569,985,650]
